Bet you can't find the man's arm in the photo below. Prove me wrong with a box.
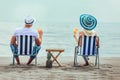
[35,29,43,46]
[10,36,16,45]
[35,36,42,46]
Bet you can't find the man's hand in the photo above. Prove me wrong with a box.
[37,28,43,36]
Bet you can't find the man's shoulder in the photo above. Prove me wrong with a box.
[26,28,38,36]
[14,27,38,36]
[15,28,23,32]
[30,29,38,34]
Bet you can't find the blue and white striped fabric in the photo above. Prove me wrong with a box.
[16,35,35,55]
[80,36,96,55]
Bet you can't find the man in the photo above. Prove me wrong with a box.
[10,16,43,65]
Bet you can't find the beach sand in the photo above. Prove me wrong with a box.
[0,56,119,80]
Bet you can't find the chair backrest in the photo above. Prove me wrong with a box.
[16,35,35,55]
[80,36,97,56]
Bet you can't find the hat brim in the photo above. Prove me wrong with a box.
[80,14,97,30]
[25,20,34,24]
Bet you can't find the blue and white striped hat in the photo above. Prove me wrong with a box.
[25,16,34,24]
[80,14,97,30]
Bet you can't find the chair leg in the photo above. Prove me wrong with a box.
[97,48,100,69]
[13,55,15,65]
[95,55,97,66]
[74,55,77,66]
[35,56,37,65]
[95,48,100,69]
[74,46,78,67]
[98,54,100,69]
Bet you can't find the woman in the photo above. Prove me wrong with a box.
[74,14,99,66]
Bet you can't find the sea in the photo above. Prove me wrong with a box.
[0,22,120,57]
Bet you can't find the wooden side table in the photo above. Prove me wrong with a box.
[46,49,64,67]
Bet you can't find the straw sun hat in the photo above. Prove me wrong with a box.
[80,14,97,30]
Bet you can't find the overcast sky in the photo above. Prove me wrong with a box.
[0,0,120,23]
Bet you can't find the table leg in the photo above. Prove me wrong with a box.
[49,52,62,67]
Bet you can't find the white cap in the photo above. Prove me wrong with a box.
[25,16,34,24]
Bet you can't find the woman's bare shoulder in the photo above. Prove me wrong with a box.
[79,31,85,36]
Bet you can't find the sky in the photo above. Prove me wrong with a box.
[0,0,120,23]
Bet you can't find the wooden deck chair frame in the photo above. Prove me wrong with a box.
[74,36,100,68]
[13,35,37,65]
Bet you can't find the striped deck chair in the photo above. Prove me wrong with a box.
[13,35,37,65]
[74,36,100,68]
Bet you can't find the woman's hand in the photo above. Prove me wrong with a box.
[73,28,78,43]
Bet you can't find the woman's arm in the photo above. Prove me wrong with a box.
[73,31,84,46]
[96,36,100,48]
[95,32,99,48]
[73,34,78,44]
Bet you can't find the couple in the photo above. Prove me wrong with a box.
[10,14,99,66]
